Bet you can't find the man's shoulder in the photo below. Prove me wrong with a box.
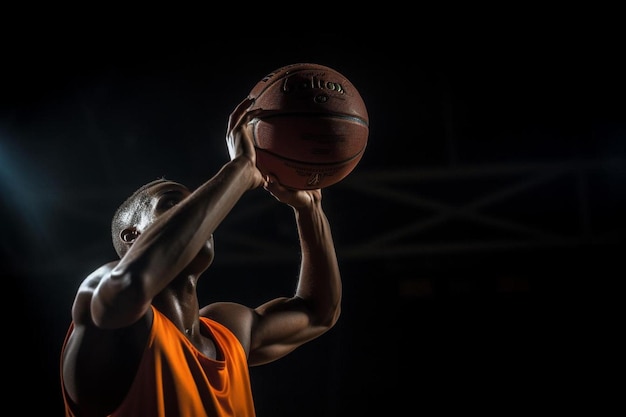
[80,260,120,289]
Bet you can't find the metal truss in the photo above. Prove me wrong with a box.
[212,156,625,265]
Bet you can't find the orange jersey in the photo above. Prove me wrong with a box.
[61,306,256,417]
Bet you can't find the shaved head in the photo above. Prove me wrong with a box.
[111,178,169,258]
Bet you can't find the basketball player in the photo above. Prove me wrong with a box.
[59,97,342,416]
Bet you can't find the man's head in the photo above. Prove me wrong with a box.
[111,178,185,258]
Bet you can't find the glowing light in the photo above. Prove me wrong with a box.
[0,133,51,243]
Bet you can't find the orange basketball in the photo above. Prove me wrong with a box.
[247,63,369,190]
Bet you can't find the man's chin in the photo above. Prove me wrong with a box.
[185,247,214,274]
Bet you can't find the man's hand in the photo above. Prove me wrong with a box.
[263,175,322,209]
[226,97,257,161]
[226,97,268,189]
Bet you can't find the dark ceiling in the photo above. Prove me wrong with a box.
[2,27,624,415]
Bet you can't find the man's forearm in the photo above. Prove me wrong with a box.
[294,202,342,328]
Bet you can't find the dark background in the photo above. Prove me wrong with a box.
[2,23,624,415]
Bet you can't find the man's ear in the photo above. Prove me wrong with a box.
[120,227,140,244]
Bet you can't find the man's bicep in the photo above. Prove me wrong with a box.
[248,297,328,365]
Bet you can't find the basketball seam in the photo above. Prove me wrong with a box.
[255,147,366,166]
[255,112,369,127]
